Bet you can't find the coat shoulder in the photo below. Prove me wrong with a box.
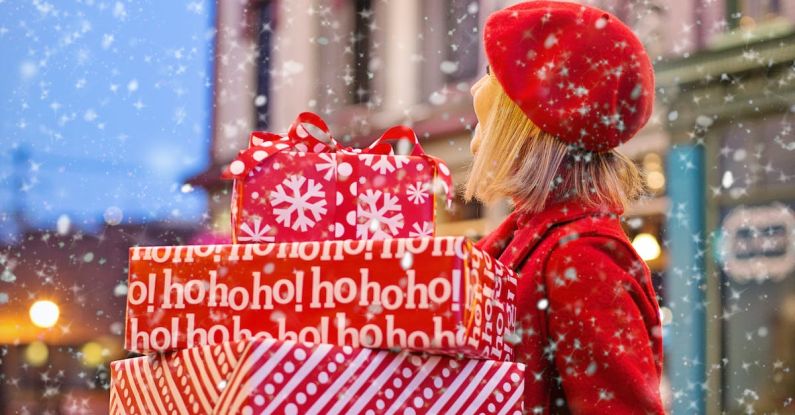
[542,219,648,285]
[542,232,657,324]
[555,232,638,264]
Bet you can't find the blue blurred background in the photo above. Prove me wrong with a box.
[0,0,211,240]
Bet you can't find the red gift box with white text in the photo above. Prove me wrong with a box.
[124,236,517,361]
[222,112,453,243]
[110,338,526,415]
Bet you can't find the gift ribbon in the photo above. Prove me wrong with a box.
[222,112,454,206]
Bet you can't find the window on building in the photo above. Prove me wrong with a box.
[730,0,783,29]
[719,115,795,198]
[420,1,481,103]
[314,0,380,112]
[351,0,373,104]
[254,1,274,129]
[443,0,480,84]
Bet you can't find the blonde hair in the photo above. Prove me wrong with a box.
[464,80,645,214]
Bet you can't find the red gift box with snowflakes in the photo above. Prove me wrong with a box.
[110,338,526,415]
[124,236,517,361]
[222,112,453,243]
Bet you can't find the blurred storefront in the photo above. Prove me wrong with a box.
[656,6,795,413]
[189,1,795,414]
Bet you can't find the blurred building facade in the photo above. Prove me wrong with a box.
[652,2,795,414]
[0,223,198,413]
[191,0,795,413]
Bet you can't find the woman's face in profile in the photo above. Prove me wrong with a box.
[469,70,500,156]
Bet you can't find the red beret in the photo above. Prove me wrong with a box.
[484,1,654,152]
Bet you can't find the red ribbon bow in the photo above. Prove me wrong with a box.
[222,112,454,206]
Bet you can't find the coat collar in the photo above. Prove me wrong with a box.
[476,198,623,270]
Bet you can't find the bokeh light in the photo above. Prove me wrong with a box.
[29,300,60,329]
[80,341,105,367]
[632,233,662,262]
[24,341,49,367]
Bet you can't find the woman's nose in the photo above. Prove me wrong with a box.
[470,79,480,96]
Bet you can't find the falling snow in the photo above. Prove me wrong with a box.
[0,0,794,413]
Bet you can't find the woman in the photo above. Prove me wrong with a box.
[468,2,665,414]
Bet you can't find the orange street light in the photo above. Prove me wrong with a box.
[29,300,60,328]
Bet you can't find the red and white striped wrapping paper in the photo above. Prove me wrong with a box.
[110,338,525,415]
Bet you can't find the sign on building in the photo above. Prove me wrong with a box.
[721,203,795,283]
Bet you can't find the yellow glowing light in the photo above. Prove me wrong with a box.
[642,153,666,193]
[633,233,661,261]
[29,300,60,328]
[647,170,666,191]
[81,341,105,367]
[642,152,662,169]
[25,341,49,367]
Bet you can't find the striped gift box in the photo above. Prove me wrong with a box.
[110,338,525,415]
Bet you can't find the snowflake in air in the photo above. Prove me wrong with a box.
[357,189,404,239]
[360,154,409,175]
[406,181,431,204]
[269,176,328,231]
[238,217,274,242]
[409,221,433,238]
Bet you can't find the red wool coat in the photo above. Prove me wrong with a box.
[476,199,665,414]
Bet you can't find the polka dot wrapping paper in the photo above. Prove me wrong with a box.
[222,112,454,244]
[124,237,518,362]
[109,338,526,414]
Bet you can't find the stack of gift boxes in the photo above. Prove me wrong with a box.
[109,112,526,414]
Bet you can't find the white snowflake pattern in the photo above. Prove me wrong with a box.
[238,217,275,242]
[314,153,336,181]
[360,154,410,175]
[409,221,433,238]
[357,189,404,239]
[406,181,431,204]
[269,176,328,231]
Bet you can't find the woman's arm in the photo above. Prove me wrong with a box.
[544,236,665,414]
